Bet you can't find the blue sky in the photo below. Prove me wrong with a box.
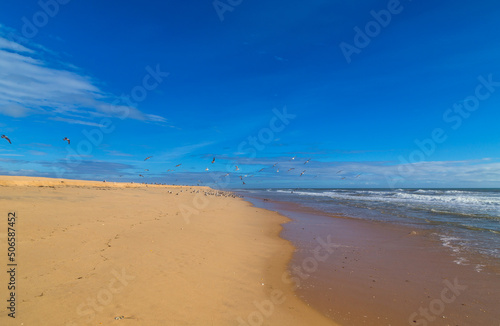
[0,0,499,188]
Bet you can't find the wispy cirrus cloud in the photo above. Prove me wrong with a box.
[0,27,166,125]
[151,141,216,163]
[28,150,47,156]
[39,159,135,176]
[49,117,107,128]
[196,156,500,187]
[294,158,500,187]
[104,150,134,157]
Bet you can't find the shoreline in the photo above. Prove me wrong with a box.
[243,194,500,325]
[0,176,337,325]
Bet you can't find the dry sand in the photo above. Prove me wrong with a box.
[0,176,338,325]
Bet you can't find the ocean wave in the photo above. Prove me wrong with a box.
[270,189,500,220]
[257,189,500,261]
[304,190,497,205]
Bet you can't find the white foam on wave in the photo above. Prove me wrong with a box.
[438,234,470,266]
[273,189,500,218]
[454,257,468,265]
[395,192,500,206]
[440,235,462,253]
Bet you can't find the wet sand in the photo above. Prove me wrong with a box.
[0,176,337,326]
[245,196,500,326]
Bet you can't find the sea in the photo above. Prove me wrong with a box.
[238,188,500,269]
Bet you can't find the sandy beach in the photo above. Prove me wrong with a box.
[0,176,337,326]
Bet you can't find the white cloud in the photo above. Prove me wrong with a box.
[0,153,24,157]
[0,103,34,117]
[0,30,166,124]
[143,141,216,163]
[217,156,500,187]
[303,158,500,187]
[104,150,133,157]
[0,37,34,54]
[28,150,47,156]
[49,117,107,127]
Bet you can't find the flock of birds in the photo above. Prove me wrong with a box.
[137,155,315,186]
[1,134,363,186]
[138,154,362,186]
[165,188,241,198]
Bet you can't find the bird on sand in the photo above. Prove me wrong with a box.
[63,137,70,144]
[211,157,216,164]
[144,156,152,161]
[1,135,11,144]
[300,170,306,176]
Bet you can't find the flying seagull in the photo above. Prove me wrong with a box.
[205,167,209,171]
[258,168,264,172]
[144,156,152,161]
[1,135,11,144]
[355,174,362,178]
[336,170,343,174]
[235,166,239,171]
[242,181,246,185]
[290,156,296,161]
[272,163,278,167]
[300,170,306,176]
[175,164,182,167]
[288,168,295,172]
[304,158,311,164]
[211,157,216,164]
[63,137,70,144]
[139,174,144,177]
